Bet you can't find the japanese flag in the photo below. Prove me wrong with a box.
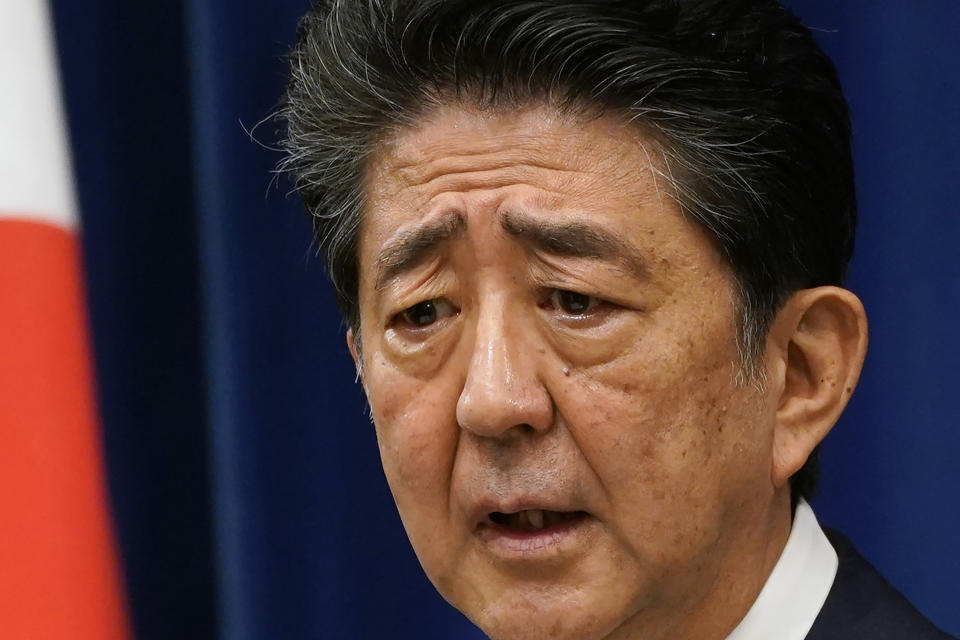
[0,0,130,637]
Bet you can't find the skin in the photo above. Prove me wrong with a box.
[349,103,868,640]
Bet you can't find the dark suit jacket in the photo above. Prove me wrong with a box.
[806,530,957,640]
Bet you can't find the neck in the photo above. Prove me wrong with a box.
[611,488,794,640]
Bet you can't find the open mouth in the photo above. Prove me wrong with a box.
[488,509,588,532]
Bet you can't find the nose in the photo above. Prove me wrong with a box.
[455,301,554,437]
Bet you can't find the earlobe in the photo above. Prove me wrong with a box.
[768,287,868,488]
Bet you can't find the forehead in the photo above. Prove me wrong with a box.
[357,102,727,286]
[366,103,660,205]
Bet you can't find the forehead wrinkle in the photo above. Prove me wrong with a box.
[379,128,587,184]
[499,210,650,281]
[374,211,466,291]
[368,158,586,217]
[391,160,583,203]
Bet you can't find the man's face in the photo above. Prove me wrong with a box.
[354,104,780,640]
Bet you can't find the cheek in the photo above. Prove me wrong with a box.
[369,377,452,486]
[364,358,460,523]
[559,319,766,552]
[364,361,477,592]
[573,357,737,484]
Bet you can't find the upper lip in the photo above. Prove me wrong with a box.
[469,497,588,528]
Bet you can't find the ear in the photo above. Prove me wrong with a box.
[766,287,868,489]
[346,328,362,382]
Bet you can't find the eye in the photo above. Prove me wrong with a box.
[547,289,601,316]
[395,298,457,328]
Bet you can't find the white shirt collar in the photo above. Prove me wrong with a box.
[725,499,838,640]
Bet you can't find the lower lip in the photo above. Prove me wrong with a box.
[476,515,593,560]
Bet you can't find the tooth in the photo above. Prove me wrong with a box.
[528,509,544,529]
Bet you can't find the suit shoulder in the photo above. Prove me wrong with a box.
[806,530,956,640]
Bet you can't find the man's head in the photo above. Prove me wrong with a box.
[280,2,867,639]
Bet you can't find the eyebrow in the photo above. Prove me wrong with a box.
[373,208,649,290]
[374,211,466,290]
[501,211,649,280]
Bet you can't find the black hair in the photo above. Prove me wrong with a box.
[279,0,856,503]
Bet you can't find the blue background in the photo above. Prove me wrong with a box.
[50,1,959,638]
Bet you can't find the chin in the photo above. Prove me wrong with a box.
[464,588,625,640]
